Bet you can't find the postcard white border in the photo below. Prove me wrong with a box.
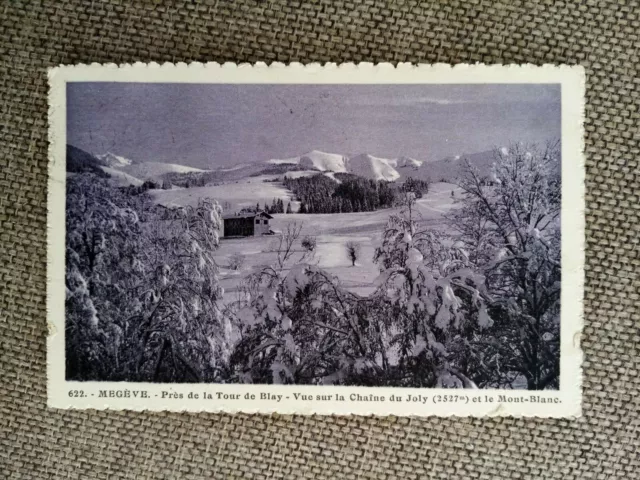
[47,63,585,417]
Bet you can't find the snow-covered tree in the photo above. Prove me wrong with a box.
[65,174,228,382]
[373,192,491,388]
[452,142,561,389]
[228,222,334,383]
[137,197,228,382]
[65,174,147,380]
[231,263,355,384]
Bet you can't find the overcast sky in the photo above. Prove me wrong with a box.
[67,82,561,168]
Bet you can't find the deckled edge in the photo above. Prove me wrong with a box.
[47,66,64,410]
[46,62,586,418]
[570,64,586,419]
[46,61,588,79]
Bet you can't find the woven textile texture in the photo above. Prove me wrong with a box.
[1,1,639,478]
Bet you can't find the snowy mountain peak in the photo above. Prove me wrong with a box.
[97,152,134,168]
[347,153,401,182]
[299,150,347,172]
[268,150,348,172]
[268,150,402,182]
[394,156,423,169]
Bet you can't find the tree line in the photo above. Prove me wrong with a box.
[160,163,309,188]
[257,198,291,214]
[283,173,429,214]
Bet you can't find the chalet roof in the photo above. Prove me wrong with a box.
[222,211,273,220]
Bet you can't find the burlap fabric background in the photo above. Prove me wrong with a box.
[1,1,638,478]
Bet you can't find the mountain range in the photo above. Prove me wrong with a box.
[67,145,497,187]
[267,149,494,183]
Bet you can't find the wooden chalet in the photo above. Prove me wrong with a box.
[221,211,273,238]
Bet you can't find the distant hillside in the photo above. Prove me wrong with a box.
[67,145,142,187]
[380,150,497,184]
[69,143,501,192]
[392,156,423,169]
[250,163,310,177]
[119,162,207,181]
[160,162,309,188]
[66,145,143,187]
[269,150,348,173]
[269,150,406,182]
[97,152,135,168]
[300,150,347,172]
[99,166,143,187]
[66,145,109,175]
[420,150,496,183]
[267,156,300,165]
[347,153,400,182]
[267,148,495,184]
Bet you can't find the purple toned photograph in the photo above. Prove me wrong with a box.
[63,81,562,390]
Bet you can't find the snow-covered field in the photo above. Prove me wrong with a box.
[210,182,462,302]
[121,161,207,180]
[150,178,461,302]
[151,175,299,211]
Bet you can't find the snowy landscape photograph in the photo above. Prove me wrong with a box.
[63,81,563,391]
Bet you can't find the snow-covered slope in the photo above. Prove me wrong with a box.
[299,150,347,172]
[268,150,347,173]
[382,151,497,184]
[268,150,404,181]
[67,145,143,186]
[97,152,134,168]
[394,156,423,169]
[99,166,143,187]
[121,162,207,180]
[66,145,108,174]
[323,172,342,183]
[346,153,400,182]
[257,148,502,184]
[267,156,300,165]
[151,175,296,211]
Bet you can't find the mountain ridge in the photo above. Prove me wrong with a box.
[97,151,135,168]
[347,153,401,182]
[69,143,499,188]
[266,149,495,183]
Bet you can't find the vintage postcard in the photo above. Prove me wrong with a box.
[47,63,584,416]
